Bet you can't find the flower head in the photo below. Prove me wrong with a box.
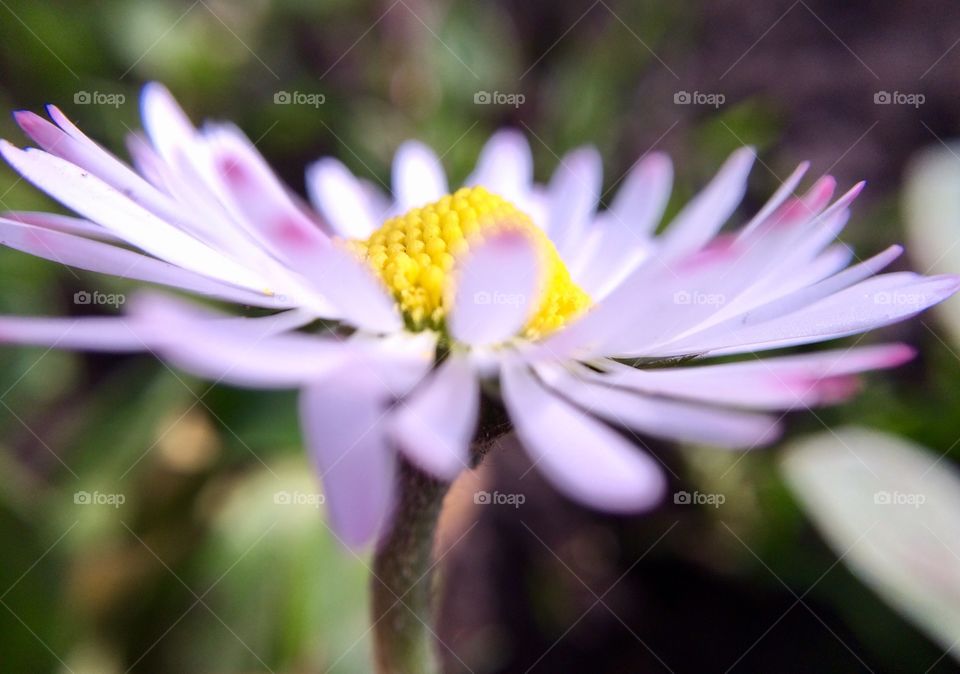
[0,83,956,547]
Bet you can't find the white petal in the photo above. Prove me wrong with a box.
[204,123,330,254]
[3,211,120,242]
[573,152,673,297]
[140,82,200,167]
[392,141,448,211]
[537,363,781,448]
[735,161,810,239]
[656,147,755,259]
[306,157,381,239]
[447,230,542,346]
[0,142,262,290]
[300,373,397,548]
[389,354,477,479]
[501,362,667,513]
[546,146,603,262]
[128,294,354,388]
[286,243,402,333]
[0,218,290,308]
[657,272,960,357]
[0,315,146,351]
[584,344,914,410]
[465,129,533,204]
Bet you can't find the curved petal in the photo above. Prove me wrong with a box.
[501,362,667,513]
[585,344,914,410]
[0,315,147,351]
[573,152,672,296]
[546,146,603,262]
[0,142,262,290]
[306,157,382,239]
[140,82,200,167]
[656,147,755,259]
[537,363,781,448]
[392,141,448,211]
[655,273,960,357]
[465,129,533,204]
[446,230,542,346]
[300,372,397,549]
[388,354,478,479]
[0,218,291,308]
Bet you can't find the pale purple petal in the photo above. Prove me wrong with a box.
[392,141,448,211]
[300,373,397,549]
[584,344,914,410]
[655,273,960,357]
[389,354,478,479]
[546,146,603,263]
[3,211,121,242]
[0,315,147,351]
[655,147,755,259]
[464,129,533,204]
[206,123,330,255]
[0,142,262,290]
[447,230,542,346]
[0,218,292,308]
[573,152,672,297]
[501,362,667,513]
[306,157,382,239]
[536,363,781,448]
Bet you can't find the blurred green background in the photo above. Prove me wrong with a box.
[1,0,960,672]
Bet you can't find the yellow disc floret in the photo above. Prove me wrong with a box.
[348,186,590,340]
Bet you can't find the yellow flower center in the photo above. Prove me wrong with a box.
[348,186,590,339]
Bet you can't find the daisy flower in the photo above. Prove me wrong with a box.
[0,82,956,553]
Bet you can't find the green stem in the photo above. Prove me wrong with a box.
[371,458,449,674]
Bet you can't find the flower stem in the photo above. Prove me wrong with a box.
[371,458,448,674]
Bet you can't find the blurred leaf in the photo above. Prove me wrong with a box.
[782,426,960,661]
[170,459,371,673]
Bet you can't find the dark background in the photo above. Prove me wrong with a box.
[0,0,959,671]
